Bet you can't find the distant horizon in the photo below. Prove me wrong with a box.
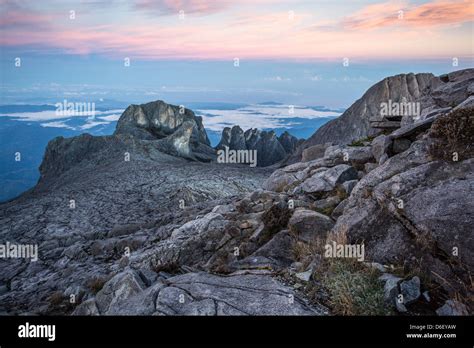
[1,0,473,107]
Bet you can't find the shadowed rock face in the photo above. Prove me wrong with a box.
[113,100,215,161]
[216,126,298,167]
[278,131,301,154]
[115,100,210,146]
[37,102,220,186]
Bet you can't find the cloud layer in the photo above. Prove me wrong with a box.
[0,0,472,59]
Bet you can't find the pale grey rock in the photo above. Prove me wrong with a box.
[302,144,327,162]
[95,269,146,314]
[114,100,214,161]
[216,127,232,150]
[436,300,469,316]
[364,162,378,173]
[422,291,431,302]
[396,301,408,313]
[72,299,100,316]
[378,153,389,165]
[333,138,474,298]
[323,145,374,168]
[345,146,374,165]
[379,273,401,303]
[321,164,358,186]
[251,230,294,269]
[400,276,421,305]
[288,208,334,242]
[431,69,474,107]
[292,69,473,162]
[108,281,165,315]
[295,164,357,195]
[155,272,325,315]
[453,95,474,111]
[263,169,300,192]
[331,199,349,219]
[390,115,442,139]
[295,269,313,282]
[296,174,333,194]
[342,180,358,195]
[246,129,289,167]
[371,134,392,163]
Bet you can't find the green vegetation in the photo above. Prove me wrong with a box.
[318,259,392,315]
[348,136,375,147]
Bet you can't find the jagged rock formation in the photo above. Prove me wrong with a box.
[0,71,472,316]
[278,131,301,154]
[264,99,474,314]
[216,126,298,166]
[115,100,210,145]
[0,100,322,316]
[292,69,474,162]
[115,100,215,161]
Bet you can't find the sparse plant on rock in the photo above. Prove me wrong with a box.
[429,107,474,161]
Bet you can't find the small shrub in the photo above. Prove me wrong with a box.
[152,261,181,274]
[49,291,65,306]
[261,202,292,238]
[320,259,391,315]
[292,237,324,264]
[429,107,474,161]
[348,136,375,147]
[315,206,335,216]
[86,276,108,293]
[310,229,391,315]
[210,252,232,274]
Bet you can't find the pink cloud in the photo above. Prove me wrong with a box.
[343,0,474,30]
[134,0,233,15]
[0,1,472,60]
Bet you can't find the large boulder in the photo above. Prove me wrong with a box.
[302,144,328,162]
[155,272,325,315]
[94,269,146,314]
[292,69,474,162]
[115,100,210,146]
[332,139,474,299]
[288,208,334,242]
[299,73,437,148]
[294,164,358,195]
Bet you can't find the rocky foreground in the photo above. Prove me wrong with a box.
[0,69,472,316]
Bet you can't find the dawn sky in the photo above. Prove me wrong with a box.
[1,0,473,106]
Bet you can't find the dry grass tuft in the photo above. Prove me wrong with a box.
[429,107,474,161]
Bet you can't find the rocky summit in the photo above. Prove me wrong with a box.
[216,126,299,166]
[0,70,473,316]
[291,69,474,163]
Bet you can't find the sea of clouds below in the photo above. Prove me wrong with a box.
[0,104,341,134]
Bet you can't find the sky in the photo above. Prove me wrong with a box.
[1,0,473,107]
